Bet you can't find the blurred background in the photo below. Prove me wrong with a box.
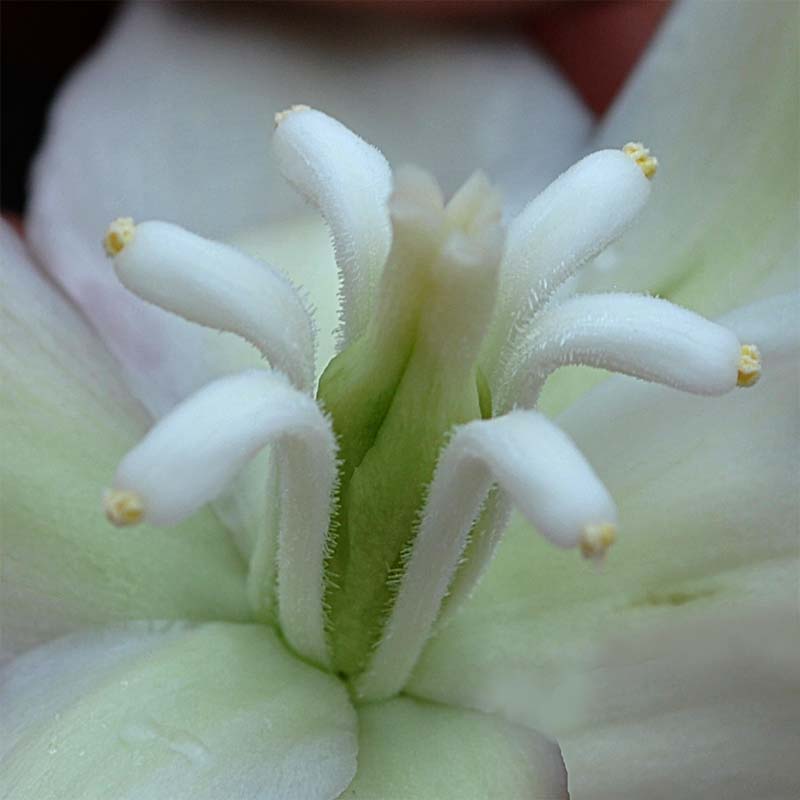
[1,0,669,214]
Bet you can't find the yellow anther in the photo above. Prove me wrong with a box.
[103,217,135,257]
[274,104,311,127]
[104,489,144,527]
[737,344,762,387]
[580,522,617,560]
[623,142,658,179]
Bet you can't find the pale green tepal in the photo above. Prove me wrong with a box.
[2,1,799,799]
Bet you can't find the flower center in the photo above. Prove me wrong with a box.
[99,106,762,700]
[316,167,503,676]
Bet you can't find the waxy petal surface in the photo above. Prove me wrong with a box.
[1,623,357,800]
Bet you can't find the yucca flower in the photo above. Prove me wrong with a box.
[2,2,798,798]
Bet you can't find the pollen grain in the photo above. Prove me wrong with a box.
[104,489,144,527]
[623,142,658,179]
[103,217,135,257]
[580,522,617,560]
[737,344,762,387]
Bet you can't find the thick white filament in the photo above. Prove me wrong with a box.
[113,221,315,391]
[501,292,742,410]
[482,149,651,386]
[272,106,393,345]
[357,410,617,700]
[110,370,336,667]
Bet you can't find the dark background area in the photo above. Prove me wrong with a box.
[1,1,119,213]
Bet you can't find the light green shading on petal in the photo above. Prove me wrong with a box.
[535,364,610,419]
[233,215,340,378]
[541,1,800,419]
[1,623,357,800]
[580,0,799,317]
[340,697,566,800]
[409,298,798,742]
[0,224,250,656]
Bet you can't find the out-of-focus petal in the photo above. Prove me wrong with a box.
[0,223,249,657]
[580,0,799,316]
[1,623,358,800]
[561,603,800,800]
[340,696,567,799]
[27,0,589,415]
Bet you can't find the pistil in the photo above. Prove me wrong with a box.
[319,167,503,677]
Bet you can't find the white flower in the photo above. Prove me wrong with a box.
[99,103,763,697]
[2,2,798,799]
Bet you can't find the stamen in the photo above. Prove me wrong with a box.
[623,141,658,179]
[737,344,762,387]
[357,409,617,701]
[102,217,135,257]
[105,369,337,667]
[579,522,617,560]
[107,220,315,391]
[103,489,144,527]
[499,293,746,411]
[272,106,393,345]
[481,149,652,385]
